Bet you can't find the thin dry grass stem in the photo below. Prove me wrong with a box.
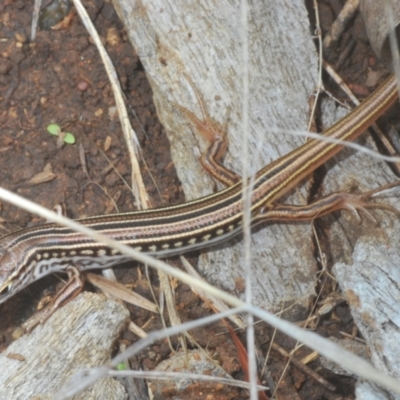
[144,265,175,354]
[71,0,150,209]
[271,342,336,392]
[124,103,164,205]
[78,143,119,213]
[139,316,156,333]
[85,272,158,313]
[269,212,340,395]
[159,278,235,376]
[263,225,323,393]
[180,256,245,329]
[128,321,147,339]
[262,237,331,392]
[307,0,324,135]
[111,369,268,391]
[31,0,42,41]
[274,127,400,163]
[339,331,366,344]
[312,224,336,282]
[98,149,139,200]
[180,257,251,382]
[301,350,319,365]
[323,0,360,49]
[78,143,121,286]
[239,1,258,398]
[157,279,175,354]
[158,270,187,353]
[262,304,281,384]
[323,62,360,104]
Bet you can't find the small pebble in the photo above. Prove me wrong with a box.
[77,81,89,91]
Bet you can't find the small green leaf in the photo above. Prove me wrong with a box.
[63,132,76,144]
[116,363,126,371]
[47,123,61,135]
[47,124,75,145]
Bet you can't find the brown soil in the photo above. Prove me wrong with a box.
[0,0,396,399]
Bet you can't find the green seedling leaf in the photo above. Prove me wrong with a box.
[46,124,76,145]
[63,132,76,144]
[47,123,61,135]
[116,363,126,371]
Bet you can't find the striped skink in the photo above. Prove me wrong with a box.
[0,74,398,325]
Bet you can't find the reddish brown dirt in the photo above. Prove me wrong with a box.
[0,0,396,399]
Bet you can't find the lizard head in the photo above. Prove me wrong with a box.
[0,235,30,304]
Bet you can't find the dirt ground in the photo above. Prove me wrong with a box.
[0,0,397,399]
